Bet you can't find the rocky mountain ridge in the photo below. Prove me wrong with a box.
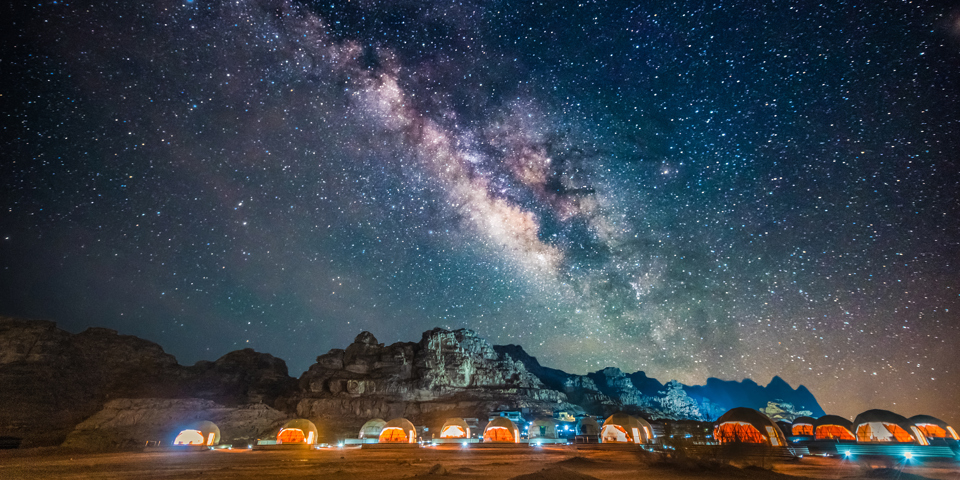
[0,317,823,448]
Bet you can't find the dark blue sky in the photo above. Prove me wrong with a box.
[2,0,959,425]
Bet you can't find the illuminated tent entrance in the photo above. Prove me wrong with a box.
[439,418,470,439]
[856,423,914,443]
[599,413,652,444]
[173,421,220,446]
[278,429,306,443]
[713,408,786,447]
[812,415,856,441]
[277,419,318,445]
[174,430,207,445]
[378,418,417,444]
[816,425,856,441]
[791,417,815,436]
[852,410,928,445]
[483,417,519,443]
[909,415,960,443]
[441,425,467,438]
[715,422,767,444]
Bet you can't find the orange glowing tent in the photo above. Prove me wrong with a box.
[813,415,855,441]
[600,413,652,444]
[277,419,318,445]
[173,420,220,446]
[909,415,960,442]
[483,417,519,443]
[713,408,787,446]
[439,418,470,439]
[790,416,815,436]
[378,418,417,444]
[852,410,926,445]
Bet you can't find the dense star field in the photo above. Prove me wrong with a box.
[2,0,959,424]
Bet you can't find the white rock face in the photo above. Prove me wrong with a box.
[296,328,577,437]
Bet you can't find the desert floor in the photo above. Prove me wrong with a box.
[1,445,958,480]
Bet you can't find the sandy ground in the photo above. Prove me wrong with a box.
[1,446,958,480]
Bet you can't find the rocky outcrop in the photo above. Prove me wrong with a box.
[62,398,289,450]
[296,329,576,440]
[0,317,297,447]
[0,317,824,449]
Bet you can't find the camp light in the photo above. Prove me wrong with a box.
[904,452,913,459]
[844,450,851,457]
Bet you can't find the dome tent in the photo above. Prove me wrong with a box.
[813,415,856,441]
[439,418,471,439]
[483,417,520,443]
[173,420,220,446]
[277,419,318,444]
[600,413,652,444]
[853,409,927,445]
[359,418,386,439]
[776,420,792,434]
[378,418,417,444]
[908,415,959,443]
[577,416,600,436]
[528,418,558,440]
[713,408,787,447]
[791,416,815,436]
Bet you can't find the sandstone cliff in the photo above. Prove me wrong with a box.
[0,317,823,449]
[0,317,296,447]
[296,329,577,440]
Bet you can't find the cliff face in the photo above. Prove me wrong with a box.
[0,317,824,449]
[61,398,288,450]
[296,329,575,439]
[0,317,296,447]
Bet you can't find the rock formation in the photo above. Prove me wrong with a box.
[62,398,288,450]
[0,317,296,447]
[0,317,824,449]
[296,329,576,440]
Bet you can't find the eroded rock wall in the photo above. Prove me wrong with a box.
[62,398,289,450]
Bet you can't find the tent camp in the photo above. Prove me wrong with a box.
[813,415,856,441]
[378,418,417,444]
[173,420,220,446]
[908,415,960,443]
[713,408,787,446]
[791,416,815,436]
[600,413,652,444]
[439,418,471,439]
[483,417,520,443]
[359,418,386,439]
[528,418,558,440]
[577,416,600,436]
[852,410,927,445]
[277,419,318,444]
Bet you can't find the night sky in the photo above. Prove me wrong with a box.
[2,0,959,425]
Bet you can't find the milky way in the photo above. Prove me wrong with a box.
[2,0,959,424]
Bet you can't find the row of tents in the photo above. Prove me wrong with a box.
[784,410,959,445]
[168,413,655,447]
[359,413,654,444]
[167,408,958,450]
[715,408,959,450]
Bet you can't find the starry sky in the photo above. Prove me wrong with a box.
[2,0,959,424]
